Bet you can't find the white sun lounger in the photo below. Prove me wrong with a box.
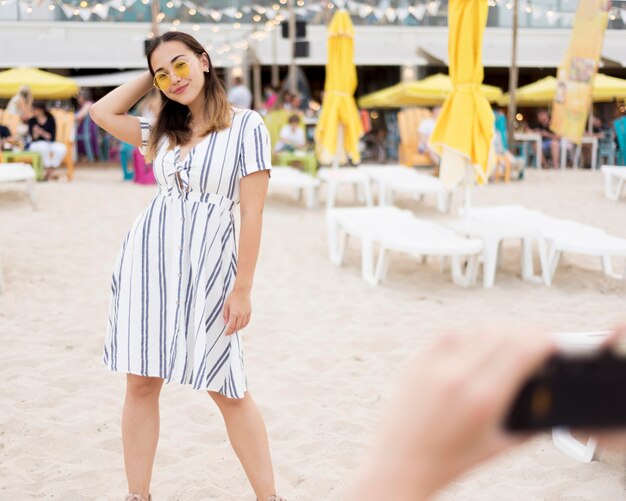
[267,166,320,209]
[601,165,626,201]
[358,165,453,212]
[0,162,37,209]
[459,205,626,284]
[317,167,373,210]
[327,206,482,286]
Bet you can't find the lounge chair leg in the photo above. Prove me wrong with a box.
[305,186,316,209]
[362,181,373,207]
[374,247,389,284]
[361,238,377,285]
[521,238,534,281]
[548,248,561,283]
[601,255,621,279]
[552,428,598,463]
[26,178,37,209]
[327,217,346,265]
[481,237,500,288]
[537,238,552,286]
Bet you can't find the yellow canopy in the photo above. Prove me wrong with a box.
[314,10,363,165]
[0,67,78,99]
[499,73,626,106]
[358,73,503,109]
[429,0,494,188]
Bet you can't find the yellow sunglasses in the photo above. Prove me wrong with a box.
[153,55,203,91]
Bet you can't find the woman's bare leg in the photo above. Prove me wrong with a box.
[123,374,164,499]
[209,391,277,500]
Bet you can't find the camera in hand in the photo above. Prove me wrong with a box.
[505,350,626,431]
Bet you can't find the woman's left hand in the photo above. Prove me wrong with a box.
[223,288,251,336]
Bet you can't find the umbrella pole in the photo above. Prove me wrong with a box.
[332,124,344,169]
[463,162,473,215]
[506,0,519,150]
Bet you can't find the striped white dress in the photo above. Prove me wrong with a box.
[103,109,271,397]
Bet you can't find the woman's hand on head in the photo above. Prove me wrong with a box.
[223,287,252,336]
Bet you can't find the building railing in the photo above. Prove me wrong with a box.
[1,0,625,30]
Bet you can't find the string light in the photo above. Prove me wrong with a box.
[165,1,173,8]
[172,18,180,25]
[118,5,126,12]
[235,11,242,18]
[192,23,199,31]
[80,0,88,7]
[524,5,532,13]
[233,22,241,29]
[48,4,55,10]
[211,25,219,32]
[253,14,261,22]
[188,8,196,15]
[296,0,304,6]
[272,4,280,11]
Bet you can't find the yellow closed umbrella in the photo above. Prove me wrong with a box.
[499,73,626,107]
[358,74,502,109]
[0,67,78,99]
[429,0,494,189]
[314,10,363,165]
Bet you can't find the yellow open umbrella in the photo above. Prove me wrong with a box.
[314,10,363,165]
[429,0,494,189]
[499,73,626,107]
[0,67,78,99]
[358,73,503,109]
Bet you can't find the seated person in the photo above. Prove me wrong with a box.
[0,124,13,150]
[417,106,441,166]
[274,114,306,154]
[27,101,68,181]
[531,109,560,169]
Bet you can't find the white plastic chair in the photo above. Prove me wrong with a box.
[456,205,626,285]
[0,162,37,209]
[317,167,373,210]
[327,206,482,287]
[358,165,453,212]
[267,166,320,209]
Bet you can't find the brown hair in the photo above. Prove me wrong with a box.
[145,32,231,161]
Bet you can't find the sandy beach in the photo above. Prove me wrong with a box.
[0,166,625,500]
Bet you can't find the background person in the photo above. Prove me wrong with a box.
[6,85,33,138]
[227,75,252,109]
[274,114,306,153]
[27,101,67,180]
[418,106,441,166]
[531,109,561,169]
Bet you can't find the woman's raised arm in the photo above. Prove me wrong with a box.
[90,71,154,147]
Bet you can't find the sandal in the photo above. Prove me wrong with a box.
[125,494,151,501]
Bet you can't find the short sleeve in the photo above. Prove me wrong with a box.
[239,111,272,178]
[137,116,151,156]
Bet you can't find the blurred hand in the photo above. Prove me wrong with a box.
[223,288,251,336]
[351,329,556,501]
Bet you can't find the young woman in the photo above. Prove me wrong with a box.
[27,101,68,181]
[90,32,283,501]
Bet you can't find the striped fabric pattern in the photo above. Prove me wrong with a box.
[103,109,272,397]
